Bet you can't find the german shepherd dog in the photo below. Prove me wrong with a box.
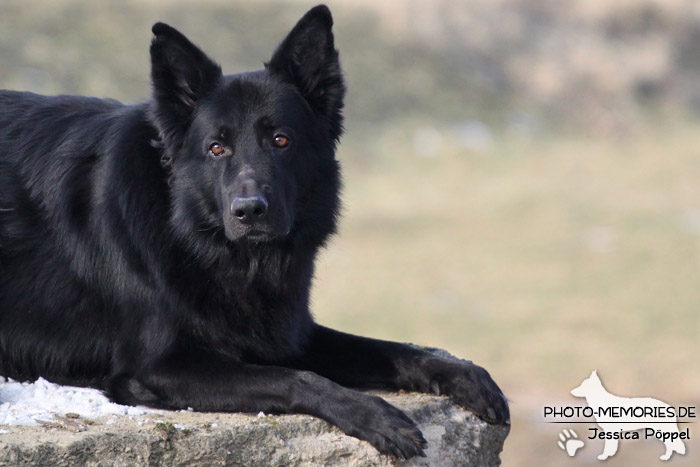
[572,371,685,461]
[0,5,508,458]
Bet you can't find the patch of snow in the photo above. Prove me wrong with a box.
[0,377,157,426]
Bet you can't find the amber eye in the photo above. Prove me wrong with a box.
[273,134,289,148]
[209,142,224,157]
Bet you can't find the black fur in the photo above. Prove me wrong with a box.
[0,5,508,458]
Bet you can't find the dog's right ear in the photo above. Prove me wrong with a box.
[149,23,222,144]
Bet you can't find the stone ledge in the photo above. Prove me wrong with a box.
[0,392,508,466]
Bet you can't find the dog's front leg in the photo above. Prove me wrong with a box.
[598,437,619,460]
[292,324,509,424]
[107,353,427,459]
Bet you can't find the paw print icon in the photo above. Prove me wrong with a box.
[558,428,585,457]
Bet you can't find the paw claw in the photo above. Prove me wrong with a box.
[342,394,427,460]
[428,361,510,425]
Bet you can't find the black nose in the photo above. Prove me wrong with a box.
[231,195,268,223]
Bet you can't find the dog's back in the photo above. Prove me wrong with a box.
[0,91,152,386]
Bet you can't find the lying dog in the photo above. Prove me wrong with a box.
[0,5,508,459]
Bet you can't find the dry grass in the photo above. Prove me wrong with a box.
[313,123,700,465]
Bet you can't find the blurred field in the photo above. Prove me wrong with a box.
[323,123,700,465]
[1,0,699,465]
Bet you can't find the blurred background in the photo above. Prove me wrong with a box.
[1,0,698,464]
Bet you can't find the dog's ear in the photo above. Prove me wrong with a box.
[267,5,345,140]
[149,23,222,143]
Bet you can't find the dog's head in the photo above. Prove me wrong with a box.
[570,370,602,397]
[148,5,344,245]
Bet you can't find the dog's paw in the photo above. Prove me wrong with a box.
[427,360,509,425]
[557,428,584,456]
[336,394,427,460]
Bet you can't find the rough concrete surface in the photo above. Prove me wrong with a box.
[0,391,509,466]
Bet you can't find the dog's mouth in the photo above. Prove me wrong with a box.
[233,230,277,243]
[223,221,291,243]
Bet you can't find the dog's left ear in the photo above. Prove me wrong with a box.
[149,23,222,145]
[267,5,346,140]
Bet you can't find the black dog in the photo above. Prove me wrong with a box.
[0,5,508,459]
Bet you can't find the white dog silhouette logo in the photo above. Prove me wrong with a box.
[571,370,686,461]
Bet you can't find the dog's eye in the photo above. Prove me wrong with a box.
[209,142,224,157]
[272,134,290,148]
